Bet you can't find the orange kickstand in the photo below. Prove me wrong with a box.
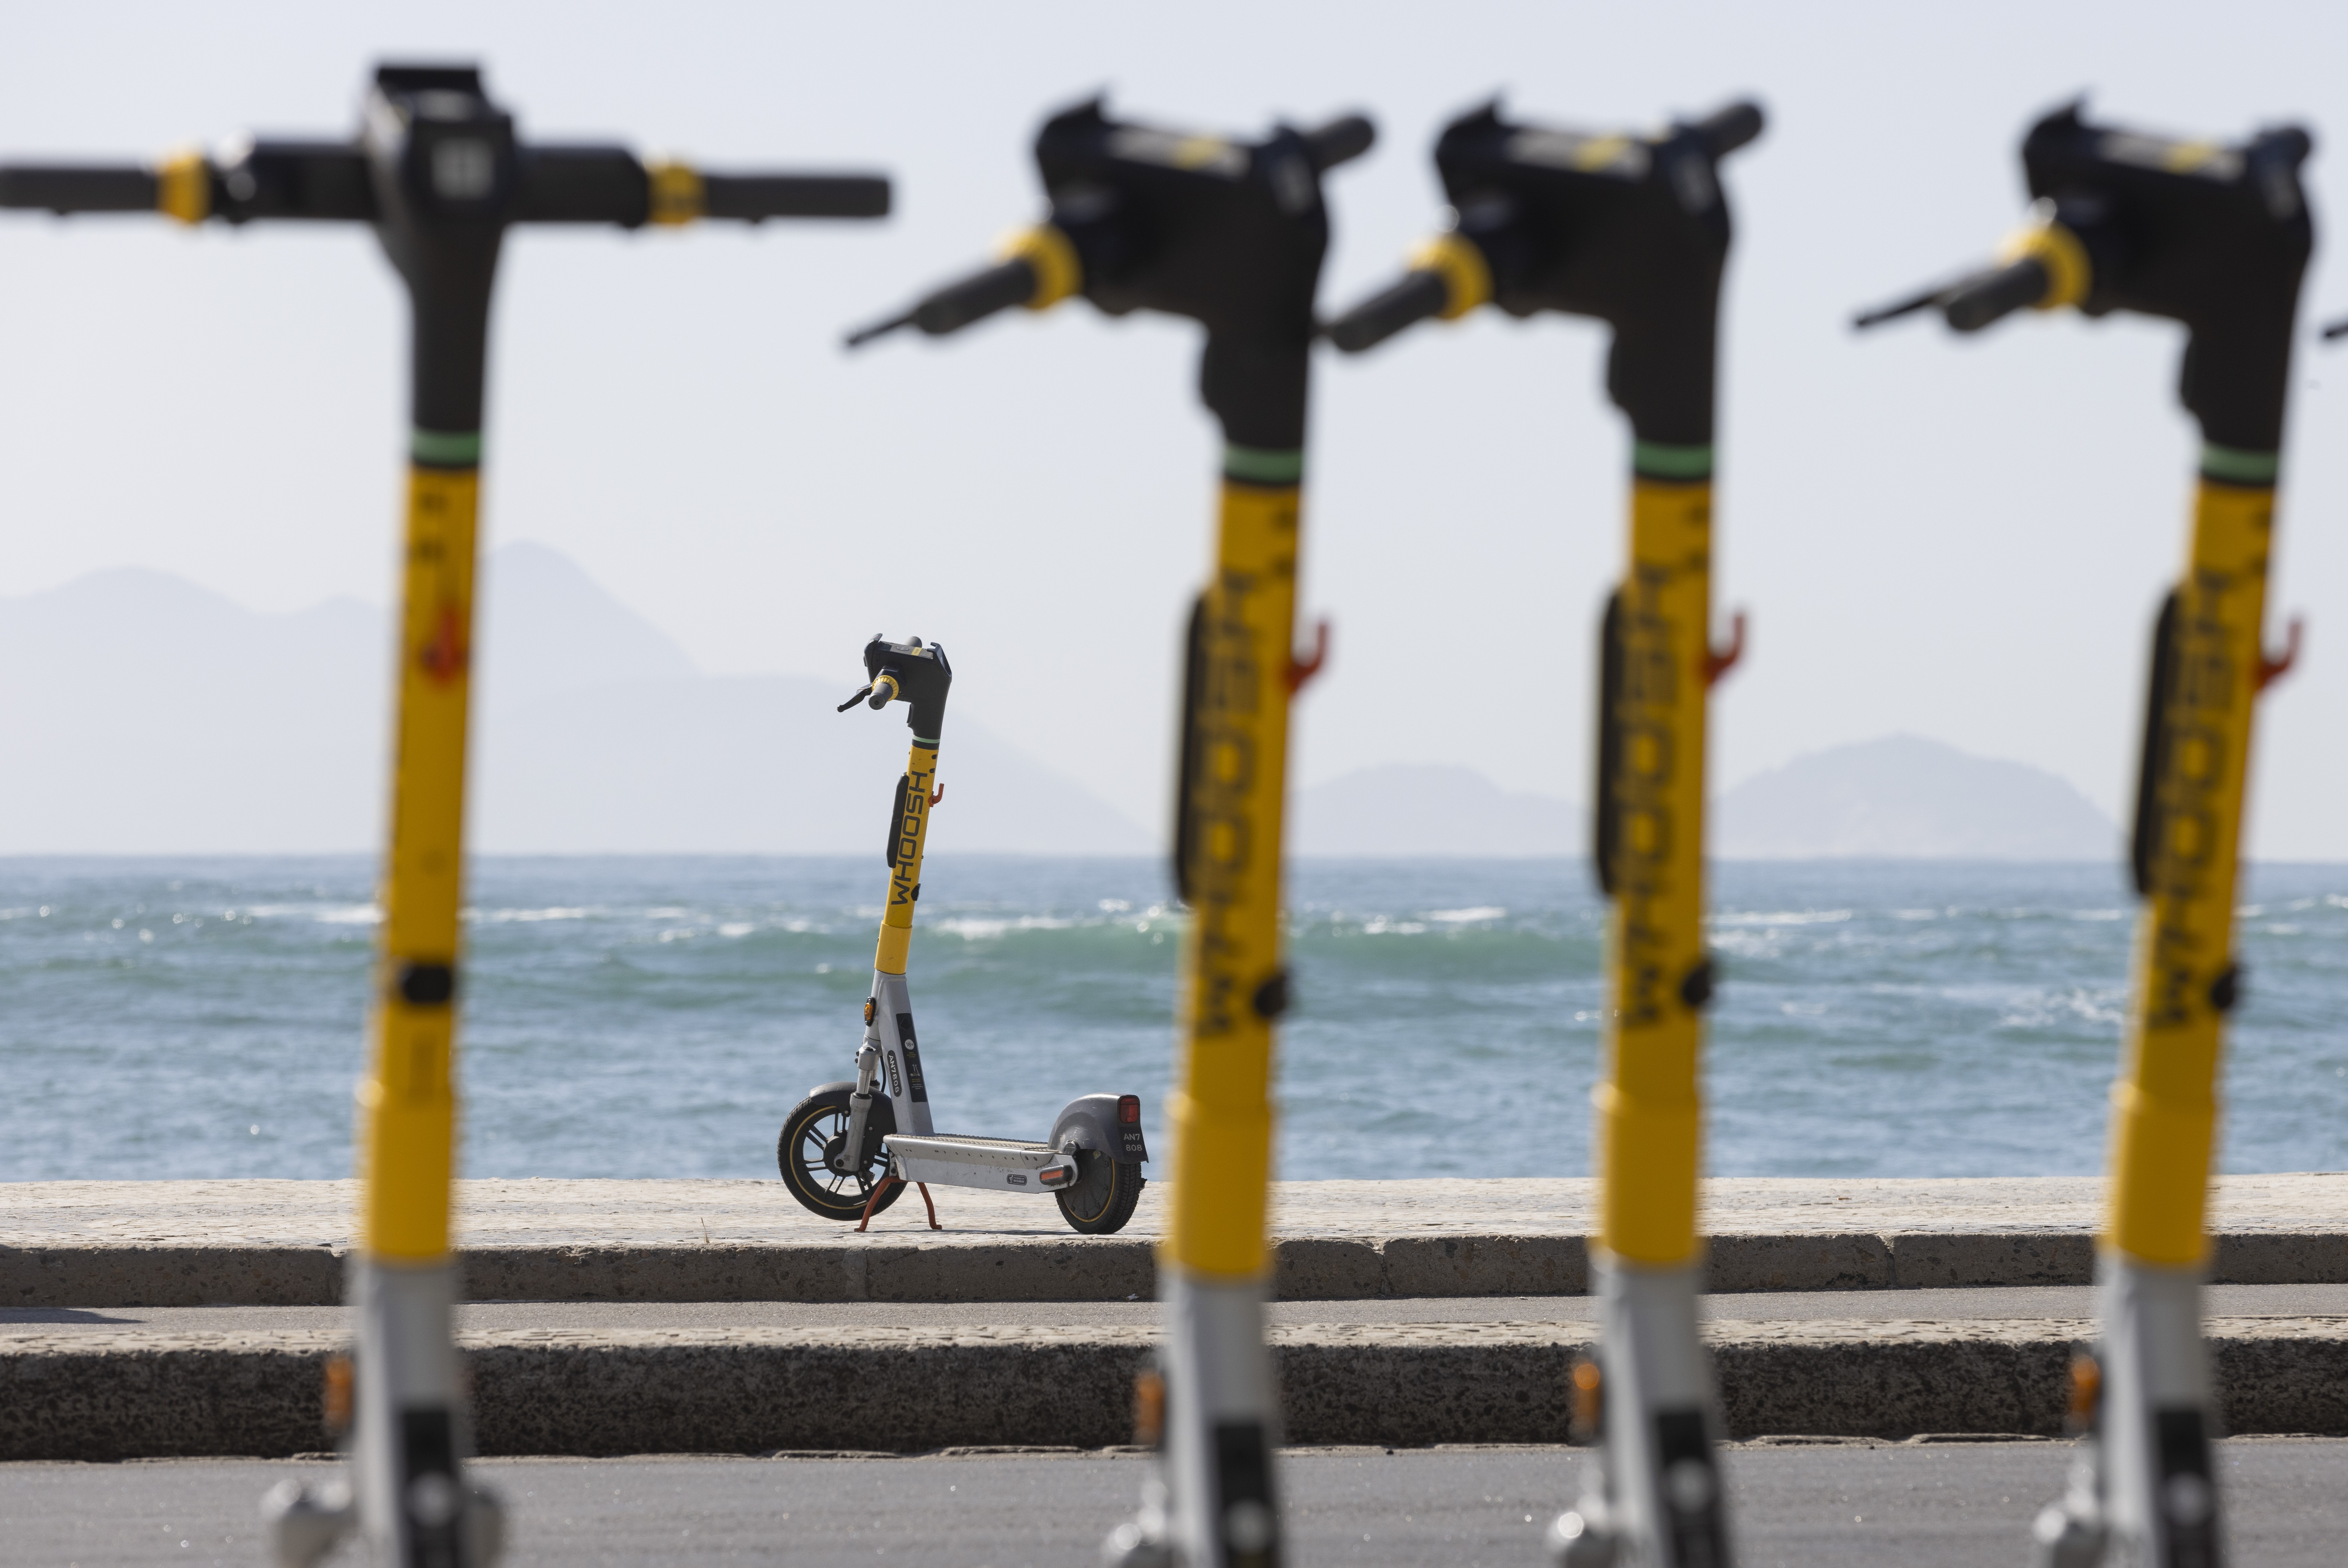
[854,1177,944,1233]
[855,1178,898,1233]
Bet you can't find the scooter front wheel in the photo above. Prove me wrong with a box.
[778,1088,902,1223]
[1055,1151,1144,1235]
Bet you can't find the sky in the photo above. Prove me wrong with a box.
[4,0,2346,857]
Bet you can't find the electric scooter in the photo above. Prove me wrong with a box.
[849,96,1372,1568]
[777,634,1150,1235]
[1326,97,1760,1568]
[1856,102,2310,1568]
[0,64,888,1568]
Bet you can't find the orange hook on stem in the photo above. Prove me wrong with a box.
[1705,610,1748,687]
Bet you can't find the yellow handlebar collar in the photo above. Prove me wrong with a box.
[1409,231,1492,320]
[1001,224,1082,311]
[645,160,705,227]
[1998,220,2091,312]
[871,672,901,704]
[155,149,210,226]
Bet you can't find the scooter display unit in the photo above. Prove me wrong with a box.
[777,635,1148,1236]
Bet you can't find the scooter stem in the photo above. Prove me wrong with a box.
[1326,98,1759,1566]
[0,63,891,1568]
[1853,103,2310,1568]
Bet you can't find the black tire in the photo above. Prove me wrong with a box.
[1055,1151,1144,1235]
[778,1088,901,1223]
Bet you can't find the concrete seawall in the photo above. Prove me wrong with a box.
[7,1317,2347,1462]
[9,1174,2348,1307]
[16,1230,2348,1309]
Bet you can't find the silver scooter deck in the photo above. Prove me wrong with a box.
[884,1132,1078,1194]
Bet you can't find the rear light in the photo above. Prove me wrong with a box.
[1117,1095,1141,1125]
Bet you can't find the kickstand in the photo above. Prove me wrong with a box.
[854,1177,944,1233]
[856,1178,898,1233]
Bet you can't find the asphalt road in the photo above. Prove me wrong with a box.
[6,1440,2345,1568]
[6,1282,2347,1336]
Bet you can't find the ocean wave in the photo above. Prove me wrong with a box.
[1713,909,1854,927]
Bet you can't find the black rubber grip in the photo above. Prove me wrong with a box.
[704,173,890,220]
[1324,269,1449,354]
[1593,589,1626,899]
[0,164,158,213]
[2130,591,2181,897]
[1688,101,1765,158]
[886,774,910,868]
[1301,114,1375,173]
[913,257,1039,335]
[1171,593,1208,906]
[1943,257,2051,333]
[516,146,648,224]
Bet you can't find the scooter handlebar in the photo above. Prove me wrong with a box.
[2,149,888,228]
[844,255,1039,348]
[1301,114,1376,173]
[1687,101,1765,158]
[0,163,160,213]
[703,172,890,221]
[1323,268,1449,354]
[1941,256,2050,333]
[519,149,891,225]
[1853,256,2051,333]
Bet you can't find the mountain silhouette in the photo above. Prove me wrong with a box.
[1715,734,2118,860]
[0,545,1148,855]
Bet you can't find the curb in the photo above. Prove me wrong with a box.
[5,1318,2346,1461]
[10,1232,2348,1308]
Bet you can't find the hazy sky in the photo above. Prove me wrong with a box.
[5,1,2345,856]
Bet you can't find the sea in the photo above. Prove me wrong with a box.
[2,856,2343,1185]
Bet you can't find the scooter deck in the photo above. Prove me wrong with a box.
[883,1133,1078,1194]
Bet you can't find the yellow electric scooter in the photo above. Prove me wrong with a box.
[849,96,1371,1568]
[1857,102,2310,1568]
[1326,97,1760,1568]
[0,64,887,1568]
[777,633,1150,1235]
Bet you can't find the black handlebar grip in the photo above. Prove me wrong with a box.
[1942,257,2051,333]
[703,173,890,221]
[1688,101,1765,158]
[0,164,158,213]
[1301,114,1376,173]
[912,256,1039,335]
[1324,269,1450,354]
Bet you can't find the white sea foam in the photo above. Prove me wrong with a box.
[933,915,1075,940]
[1713,909,1854,927]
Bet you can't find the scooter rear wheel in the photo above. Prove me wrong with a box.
[778,1088,902,1222]
[1054,1150,1144,1235]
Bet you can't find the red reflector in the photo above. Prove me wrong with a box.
[1117,1095,1141,1124]
[1041,1167,1069,1184]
